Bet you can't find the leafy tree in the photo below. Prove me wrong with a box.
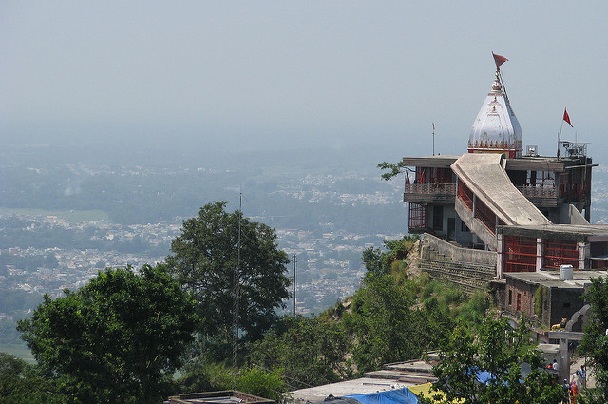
[248,315,352,389]
[579,277,608,401]
[362,236,418,278]
[344,274,423,372]
[176,359,234,394]
[0,352,62,403]
[17,264,197,404]
[431,315,562,404]
[235,366,287,402]
[166,202,291,359]
[377,161,406,181]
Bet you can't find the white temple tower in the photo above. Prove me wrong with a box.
[467,59,522,158]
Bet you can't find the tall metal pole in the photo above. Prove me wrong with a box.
[233,193,242,373]
[292,254,297,316]
[432,123,435,156]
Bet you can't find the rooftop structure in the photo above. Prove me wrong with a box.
[168,391,274,404]
[468,62,522,158]
[403,54,595,262]
[402,52,606,294]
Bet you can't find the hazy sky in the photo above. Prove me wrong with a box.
[2,1,607,162]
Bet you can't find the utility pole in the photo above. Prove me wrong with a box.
[232,193,242,376]
[292,254,297,316]
[432,123,435,156]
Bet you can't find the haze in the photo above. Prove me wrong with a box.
[2,1,607,164]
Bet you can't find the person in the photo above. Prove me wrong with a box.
[576,365,586,389]
[552,359,559,371]
[570,378,579,403]
[562,379,571,403]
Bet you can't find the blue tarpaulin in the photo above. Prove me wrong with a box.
[344,388,419,404]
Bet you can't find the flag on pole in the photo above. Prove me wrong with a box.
[492,52,508,68]
[563,108,573,127]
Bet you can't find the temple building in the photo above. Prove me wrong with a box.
[402,54,606,280]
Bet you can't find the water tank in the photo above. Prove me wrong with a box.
[560,264,574,280]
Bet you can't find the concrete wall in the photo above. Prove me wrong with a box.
[419,234,497,294]
[421,233,497,266]
[549,288,585,332]
[504,278,537,320]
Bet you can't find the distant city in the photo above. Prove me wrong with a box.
[2,140,608,324]
[0,141,408,325]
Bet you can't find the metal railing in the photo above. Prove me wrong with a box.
[405,183,456,195]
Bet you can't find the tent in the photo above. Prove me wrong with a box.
[344,387,419,404]
[408,383,463,403]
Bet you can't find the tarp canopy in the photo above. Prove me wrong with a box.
[344,388,419,404]
[408,383,463,404]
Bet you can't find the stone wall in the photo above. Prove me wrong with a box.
[419,234,497,294]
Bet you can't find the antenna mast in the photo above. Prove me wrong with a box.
[232,193,242,372]
[432,123,435,156]
[292,254,297,316]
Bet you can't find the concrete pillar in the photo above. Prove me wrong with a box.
[537,238,544,272]
[578,242,589,270]
[496,232,503,279]
[559,337,570,382]
[472,194,476,217]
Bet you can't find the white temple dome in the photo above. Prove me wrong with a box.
[468,71,522,158]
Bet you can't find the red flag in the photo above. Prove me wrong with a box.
[492,52,508,68]
[563,108,573,127]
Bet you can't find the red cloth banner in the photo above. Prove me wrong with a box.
[492,52,508,68]
[563,108,573,127]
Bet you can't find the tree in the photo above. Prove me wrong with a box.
[431,315,563,404]
[17,264,197,404]
[166,202,291,359]
[0,352,62,403]
[248,315,352,389]
[344,274,424,372]
[377,161,406,181]
[362,236,418,278]
[579,277,608,401]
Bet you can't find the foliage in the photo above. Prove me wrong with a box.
[248,315,351,389]
[579,277,608,401]
[377,161,406,181]
[17,264,197,404]
[451,290,491,325]
[177,358,235,394]
[344,274,424,372]
[0,352,63,403]
[166,202,291,360]
[431,315,563,404]
[236,366,287,402]
[361,236,419,278]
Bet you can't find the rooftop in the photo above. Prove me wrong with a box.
[504,270,608,289]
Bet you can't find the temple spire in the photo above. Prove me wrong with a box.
[468,53,522,158]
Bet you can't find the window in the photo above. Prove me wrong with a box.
[432,206,444,231]
[508,290,512,306]
[516,293,522,311]
[461,221,470,232]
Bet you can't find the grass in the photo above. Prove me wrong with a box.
[0,207,109,222]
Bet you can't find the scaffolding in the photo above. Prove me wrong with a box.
[408,202,426,232]
[504,236,537,273]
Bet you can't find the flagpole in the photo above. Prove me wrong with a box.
[432,123,435,156]
[557,120,564,160]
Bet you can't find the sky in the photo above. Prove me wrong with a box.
[2,1,607,163]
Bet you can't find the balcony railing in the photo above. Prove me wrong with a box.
[405,183,456,195]
[516,185,558,207]
[516,185,557,199]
